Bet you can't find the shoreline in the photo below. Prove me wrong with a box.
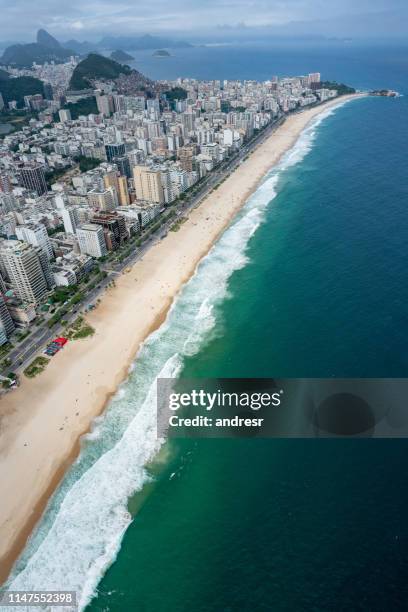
[0,93,364,584]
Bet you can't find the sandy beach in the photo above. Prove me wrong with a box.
[0,94,363,583]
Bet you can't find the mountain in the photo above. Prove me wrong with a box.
[62,34,192,55]
[0,40,19,53]
[68,53,156,96]
[1,30,72,68]
[110,50,134,63]
[37,29,61,49]
[99,34,192,50]
[69,53,133,89]
[153,49,171,57]
[0,29,190,69]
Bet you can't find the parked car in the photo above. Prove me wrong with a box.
[45,348,58,356]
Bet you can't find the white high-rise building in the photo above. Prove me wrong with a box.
[0,241,49,304]
[77,224,107,258]
[54,194,66,210]
[62,207,79,235]
[15,223,53,261]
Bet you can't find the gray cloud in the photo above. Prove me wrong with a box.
[0,0,406,41]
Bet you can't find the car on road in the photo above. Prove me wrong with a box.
[45,346,59,356]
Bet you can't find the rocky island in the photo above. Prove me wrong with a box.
[153,49,171,57]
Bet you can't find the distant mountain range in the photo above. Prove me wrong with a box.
[63,39,98,55]
[0,30,192,68]
[97,34,192,50]
[63,33,192,54]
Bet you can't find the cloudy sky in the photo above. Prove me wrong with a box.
[0,0,406,42]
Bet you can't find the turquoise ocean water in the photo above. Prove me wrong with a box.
[5,44,408,611]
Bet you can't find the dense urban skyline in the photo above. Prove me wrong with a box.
[0,53,339,353]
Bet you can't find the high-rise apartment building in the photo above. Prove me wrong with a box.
[128,149,145,167]
[103,171,119,193]
[88,187,117,211]
[105,143,125,163]
[182,112,195,133]
[19,164,48,196]
[117,176,130,206]
[43,82,53,100]
[178,146,195,172]
[146,120,161,140]
[133,166,165,204]
[146,98,160,116]
[92,212,128,251]
[308,72,321,84]
[15,223,53,260]
[0,174,12,193]
[77,224,108,258]
[113,95,126,113]
[36,248,54,289]
[0,324,7,346]
[103,171,130,206]
[97,95,114,117]
[114,155,131,179]
[59,109,72,122]
[0,241,49,304]
[62,207,79,235]
[0,294,15,338]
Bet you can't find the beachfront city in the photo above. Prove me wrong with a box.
[0,0,407,607]
[0,38,343,383]
[0,31,362,590]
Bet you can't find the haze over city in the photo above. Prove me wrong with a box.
[0,0,407,42]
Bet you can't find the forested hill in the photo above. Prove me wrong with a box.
[69,54,132,90]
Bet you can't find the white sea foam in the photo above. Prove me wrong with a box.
[5,102,348,611]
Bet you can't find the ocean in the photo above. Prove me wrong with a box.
[6,43,408,611]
